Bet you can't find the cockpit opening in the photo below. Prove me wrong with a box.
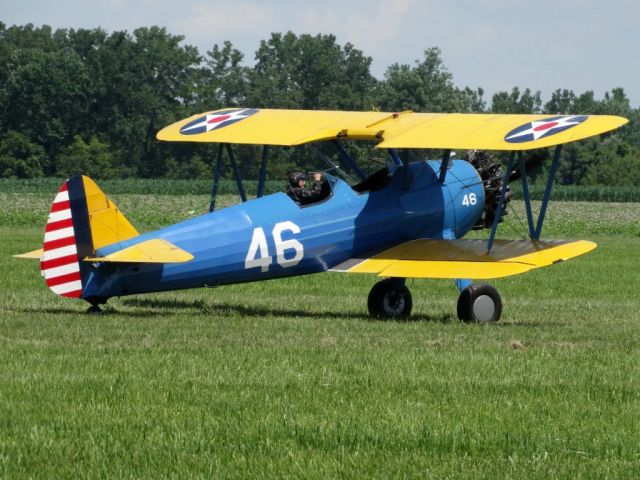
[351,167,392,194]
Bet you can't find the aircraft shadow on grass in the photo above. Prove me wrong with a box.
[119,298,566,326]
[121,297,453,323]
[10,303,562,326]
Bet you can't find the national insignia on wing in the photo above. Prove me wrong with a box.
[504,115,588,143]
[179,108,259,135]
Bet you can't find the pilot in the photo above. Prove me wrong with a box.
[287,172,323,205]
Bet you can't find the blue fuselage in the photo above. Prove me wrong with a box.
[82,160,485,300]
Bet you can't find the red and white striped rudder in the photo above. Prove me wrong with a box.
[40,181,83,298]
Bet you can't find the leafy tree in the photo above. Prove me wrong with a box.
[0,23,61,84]
[56,135,120,179]
[164,154,211,179]
[1,47,92,172]
[248,32,375,110]
[454,86,486,113]
[198,41,249,109]
[491,87,542,113]
[76,27,202,177]
[548,88,637,185]
[377,47,452,112]
[0,130,47,177]
[242,32,377,179]
[248,32,303,108]
[0,22,637,185]
[544,89,577,114]
[571,90,599,114]
[581,139,640,186]
[376,48,484,113]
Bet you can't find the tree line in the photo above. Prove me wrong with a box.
[1,23,638,185]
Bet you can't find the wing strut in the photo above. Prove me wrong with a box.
[209,143,224,212]
[515,144,563,240]
[208,143,249,212]
[534,145,562,239]
[227,144,247,203]
[257,145,269,198]
[438,149,452,183]
[487,144,564,250]
[331,140,366,181]
[389,149,403,168]
[517,151,535,239]
[487,152,516,251]
[402,149,412,189]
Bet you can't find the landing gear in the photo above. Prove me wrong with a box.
[86,304,103,314]
[85,297,106,315]
[457,284,502,323]
[368,278,412,319]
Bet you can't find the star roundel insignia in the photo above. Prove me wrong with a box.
[179,108,259,135]
[504,115,588,143]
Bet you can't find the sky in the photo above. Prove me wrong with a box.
[3,0,640,107]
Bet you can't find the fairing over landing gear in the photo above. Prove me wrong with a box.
[368,278,413,319]
[456,284,502,323]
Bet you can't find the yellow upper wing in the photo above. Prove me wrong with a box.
[157,108,628,151]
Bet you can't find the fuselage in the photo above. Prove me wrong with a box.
[81,159,485,300]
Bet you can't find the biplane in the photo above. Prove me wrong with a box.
[16,109,628,322]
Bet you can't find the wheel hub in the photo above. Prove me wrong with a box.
[383,291,405,315]
[472,295,495,322]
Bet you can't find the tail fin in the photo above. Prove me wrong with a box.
[40,176,139,298]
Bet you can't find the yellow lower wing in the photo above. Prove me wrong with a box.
[84,239,193,264]
[332,239,596,279]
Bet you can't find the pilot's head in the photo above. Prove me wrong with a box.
[289,172,306,188]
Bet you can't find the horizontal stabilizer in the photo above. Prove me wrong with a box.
[332,239,596,279]
[13,248,44,259]
[84,239,193,264]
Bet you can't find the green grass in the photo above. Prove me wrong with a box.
[1,192,639,478]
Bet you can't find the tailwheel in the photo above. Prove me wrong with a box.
[457,284,502,323]
[86,304,103,315]
[368,278,413,319]
[85,297,107,315]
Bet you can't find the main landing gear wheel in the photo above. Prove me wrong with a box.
[457,284,502,323]
[368,278,413,319]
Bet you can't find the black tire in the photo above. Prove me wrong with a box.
[457,284,502,323]
[368,278,413,319]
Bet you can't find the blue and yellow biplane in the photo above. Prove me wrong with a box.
[16,109,628,321]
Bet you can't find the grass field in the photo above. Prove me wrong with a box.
[1,190,639,478]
